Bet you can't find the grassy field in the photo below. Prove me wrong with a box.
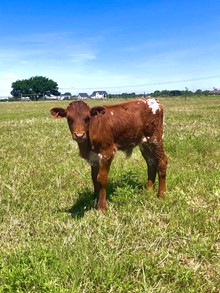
[0,97,219,292]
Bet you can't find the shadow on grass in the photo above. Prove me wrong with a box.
[65,189,96,219]
[65,183,115,219]
[65,170,145,219]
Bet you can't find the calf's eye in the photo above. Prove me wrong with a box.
[84,116,90,123]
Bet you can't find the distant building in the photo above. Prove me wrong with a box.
[90,91,108,99]
[78,93,90,99]
[60,93,71,100]
[209,89,220,95]
[44,95,60,100]
[21,96,31,101]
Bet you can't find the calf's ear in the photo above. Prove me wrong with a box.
[50,107,67,118]
[90,106,106,116]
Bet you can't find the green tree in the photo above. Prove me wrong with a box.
[169,90,182,97]
[195,89,203,96]
[160,90,169,97]
[11,76,60,100]
[152,90,161,97]
[64,92,72,96]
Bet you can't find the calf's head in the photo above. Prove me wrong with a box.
[50,101,91,143]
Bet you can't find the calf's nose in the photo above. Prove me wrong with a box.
[74,132,85,138]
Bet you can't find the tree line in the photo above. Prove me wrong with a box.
[108,89,210,99]
[150,89,209,97]
[9,76,213,101]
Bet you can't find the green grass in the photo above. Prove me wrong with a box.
[0,97,219,292]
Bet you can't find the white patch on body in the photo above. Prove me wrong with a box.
[138,99,147,104]
[99,154,112,161]
[141,136,151,143]
[97,149,116,163]
[147,98,160,114]
[111,111,114,116]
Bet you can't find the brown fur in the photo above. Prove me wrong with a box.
[50,99,168,212]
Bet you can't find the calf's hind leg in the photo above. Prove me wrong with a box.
[157,150,167,198]
[139,144,157,191]
[139,143,167,197]
[154,144,167,198]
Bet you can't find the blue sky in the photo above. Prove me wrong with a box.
[1,0,220,96]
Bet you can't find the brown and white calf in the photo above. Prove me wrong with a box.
[50,98,167,212]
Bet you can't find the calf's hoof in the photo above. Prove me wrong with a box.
[97,203,107,213]
[157,191,165,198]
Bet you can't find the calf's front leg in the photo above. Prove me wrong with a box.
[96,155,112,212]
[91,165,100,195]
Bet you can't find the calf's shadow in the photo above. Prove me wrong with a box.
[65,183,115,219]
[65,171,144,219]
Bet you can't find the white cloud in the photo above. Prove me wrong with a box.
[0,32,98,65]
[69,52,96,63]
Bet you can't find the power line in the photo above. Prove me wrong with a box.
[59,75,220,91]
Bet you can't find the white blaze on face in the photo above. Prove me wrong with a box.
[147,98,160,114]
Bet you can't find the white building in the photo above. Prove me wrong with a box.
[90,91,108,99]
[77,93,90,99]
